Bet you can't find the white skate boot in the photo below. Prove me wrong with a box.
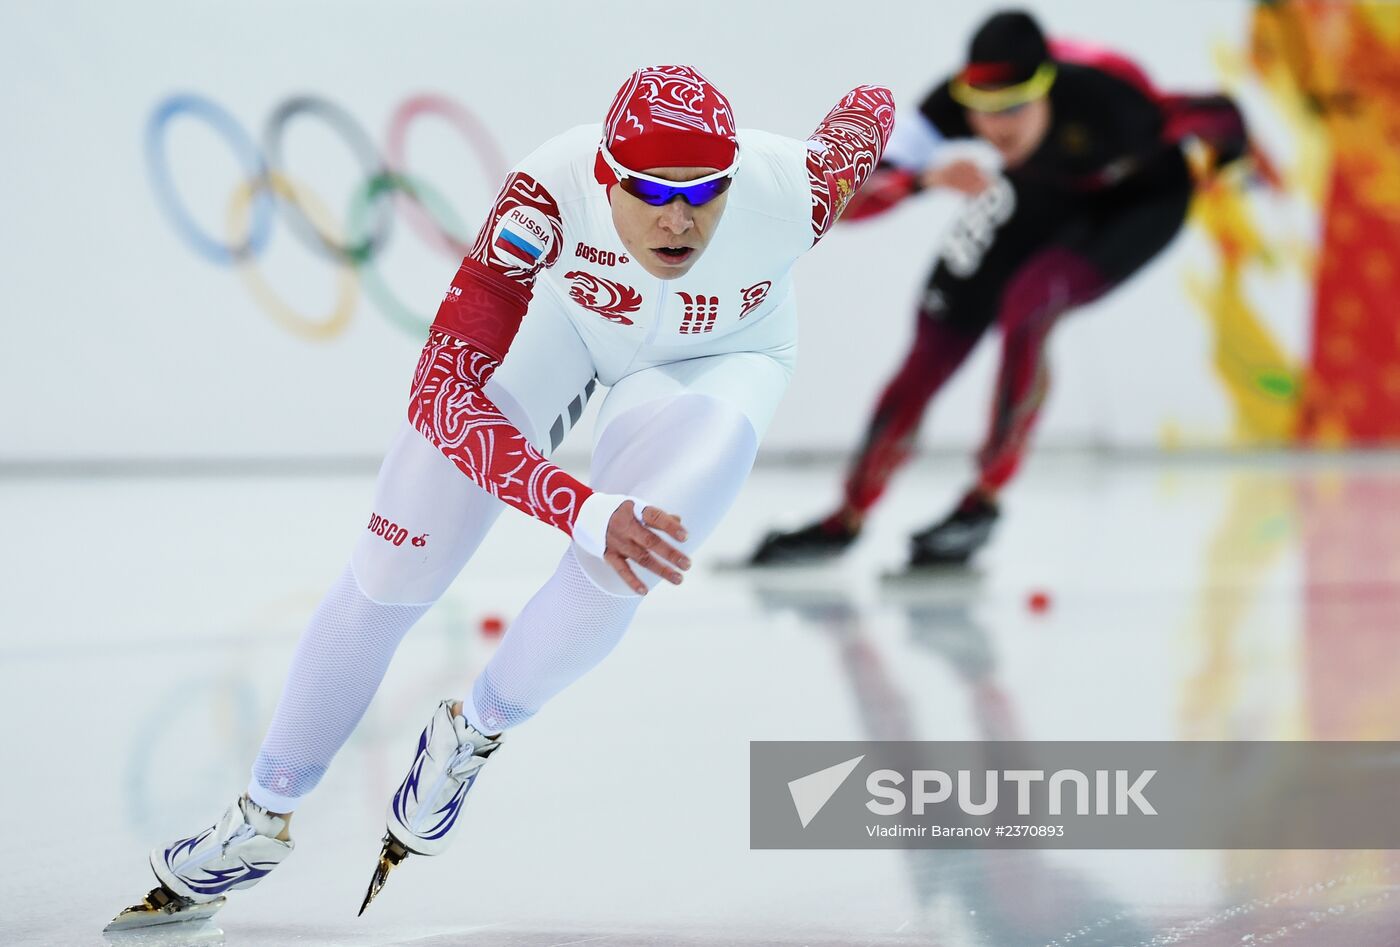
[106,796,294,931]
[359,699,502,913]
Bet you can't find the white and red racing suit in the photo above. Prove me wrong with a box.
[246,83,893,811]
[409,85,895,553]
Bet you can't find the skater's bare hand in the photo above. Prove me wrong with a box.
[922,159,992,197]
[604,501,690,594]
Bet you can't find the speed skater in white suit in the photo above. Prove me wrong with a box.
[109,64,894,930]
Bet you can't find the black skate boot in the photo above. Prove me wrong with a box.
[748,514,859,566]
[906,492,999,568]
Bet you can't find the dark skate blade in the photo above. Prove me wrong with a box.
[712,553,847,572]
[711,557,852,583]
[358,834,410,916]
[880,561,982,586]
[715,558,860,614]
[103,891,225,932]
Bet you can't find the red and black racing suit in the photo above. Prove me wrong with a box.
[836,40,1247,512]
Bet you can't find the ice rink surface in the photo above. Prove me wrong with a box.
[4,455,1399,946]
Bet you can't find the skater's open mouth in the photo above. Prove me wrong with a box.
[651,246,694,266]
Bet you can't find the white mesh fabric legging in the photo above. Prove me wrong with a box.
[247,387,762,813]
[469,390,759,732]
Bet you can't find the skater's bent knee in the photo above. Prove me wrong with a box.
[596,393,758,472]
[571,541,649,597]
[350,543,450,606]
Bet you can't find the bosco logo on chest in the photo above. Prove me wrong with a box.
[574,242,629,267]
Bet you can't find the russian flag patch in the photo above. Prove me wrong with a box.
[489,206,554,270]
[494,227,543,264]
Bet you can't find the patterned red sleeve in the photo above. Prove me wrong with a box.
[436,170,564,356]
[407,171,593,537]
[806,85,896,243]
[408,330,591,535]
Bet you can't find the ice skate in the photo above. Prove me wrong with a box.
[104,885,226,933]
[106,796,292,932]
[359,699,502,914]
[746,514,859,566]
[905,492,1000,569]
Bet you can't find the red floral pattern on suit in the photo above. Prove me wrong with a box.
[806,85,896,243]
[563,271,643,325]
[408,330,589,535]
[409,172,591,537]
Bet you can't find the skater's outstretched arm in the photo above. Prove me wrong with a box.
[411,171,688,588]
[1159,93,1249,174]
[805,85,896,241]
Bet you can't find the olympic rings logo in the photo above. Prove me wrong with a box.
[145,92,507,340]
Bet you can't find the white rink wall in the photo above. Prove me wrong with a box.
[0,0,1306,462]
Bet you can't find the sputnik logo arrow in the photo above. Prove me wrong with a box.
[787,755,864,828]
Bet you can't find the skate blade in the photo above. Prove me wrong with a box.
[104,887,225,932]
[358,834,410,916]
[713,553,846,573]
[880,561,982,587]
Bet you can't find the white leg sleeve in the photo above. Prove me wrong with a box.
[468,369,775,733]
[247,426,505,813]
[469,546,641,733]
[246,297,599,811]
[249,564,431,812]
